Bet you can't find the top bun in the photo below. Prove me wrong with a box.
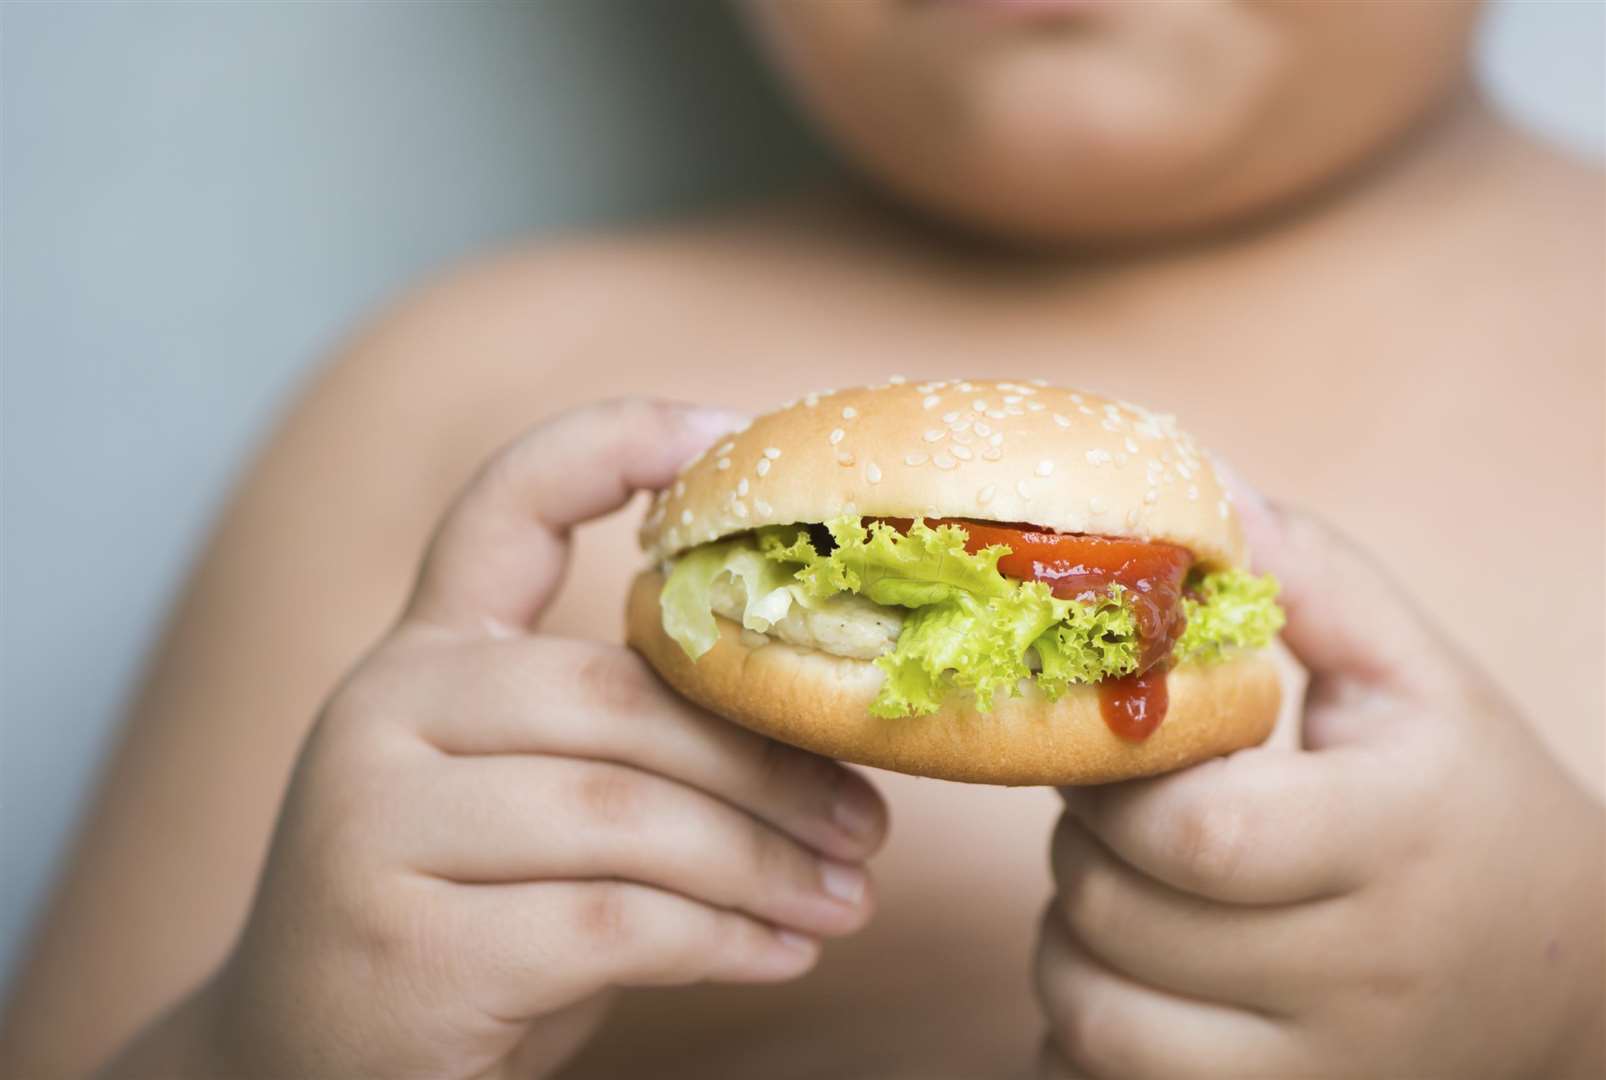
[640,378,1246,569]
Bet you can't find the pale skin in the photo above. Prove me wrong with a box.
[3,2,1603,1077]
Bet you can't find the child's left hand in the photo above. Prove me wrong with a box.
[1034,495,1604,1079]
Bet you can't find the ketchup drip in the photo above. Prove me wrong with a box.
[875,517,1192,740]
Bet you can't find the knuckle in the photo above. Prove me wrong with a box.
[576,882,640,952]
[574,765,647,830]
[1164,801,1251,889]
[575,647,653,714]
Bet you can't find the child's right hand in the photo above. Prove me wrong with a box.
[194,400,888,1079]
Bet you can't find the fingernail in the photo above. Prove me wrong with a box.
[776,929,817,953]
[819,860,866,905]
[831,782,880,842]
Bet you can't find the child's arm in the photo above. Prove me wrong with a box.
[81,398,885,1079]
[1034,488,1604,1078]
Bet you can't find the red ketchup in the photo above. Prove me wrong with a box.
[877,518,1193,740]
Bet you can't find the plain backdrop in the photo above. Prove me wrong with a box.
[2,0,1603,987]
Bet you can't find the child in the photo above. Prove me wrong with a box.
[4,2,1601,1077]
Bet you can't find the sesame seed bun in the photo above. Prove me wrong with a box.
[626,570,1280,786]
[641,378,1245,568]
[632,377,1277,785]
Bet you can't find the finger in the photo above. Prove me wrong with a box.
[442,879,820,1021]
[1050,816,1330,1015]
[401,756,874,939]
[1060,746,1394,904]
[1033,909,1295,1080]
[407,638,889,863]
[1216,461,1455,706]
[405,397,747,633]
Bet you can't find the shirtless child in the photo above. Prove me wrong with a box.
[4,3,1601,1077]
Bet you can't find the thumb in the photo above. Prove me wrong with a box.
[406,397,748,635]
[1215,460,1456,706]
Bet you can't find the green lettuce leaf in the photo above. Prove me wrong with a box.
[1031,587,1141,702]
[661,516,1283,718]
[1176,568,1286,662]
[760,517,1015,607]
[659,539,818,660]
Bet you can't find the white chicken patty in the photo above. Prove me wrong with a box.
[707,575,902,660]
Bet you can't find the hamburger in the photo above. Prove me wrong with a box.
[627,378,1284,785]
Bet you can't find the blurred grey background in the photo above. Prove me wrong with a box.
[2,0,1602,984]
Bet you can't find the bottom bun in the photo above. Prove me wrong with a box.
[627,570,1280,786]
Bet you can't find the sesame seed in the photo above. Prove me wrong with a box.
[1143,488,1158,504]
[973,399,989,412]
[1016,479,1032,499]
[1078,405,1094,416]
[981,447,1003,461]
[1070,393,1084,404]
[989,432,1004,447]
[763,447,782,459]
[756,459,771,477]
[1004,406,1024,417]
[716,457,731,470]
[803,394,819,407]
[922,395,941,409]
[942,410,961,423]
[959,382,975,392]
[829,428,845,445]
[837,451,856,466]
[1036,459,1054,477]
[1027,401,1044,412]
[933,452,958,470]
[674,480,685,497]
[923,429,946,443]
[841,406,858,420]
[904,452,928,466]
[974,422,992,437]
[737,478,749,496]
[755,499,772,515]
[1218,499,1230,519]
[1101,419,1122,432]
[733,500,748,518]
[888,374,906,384]
[1085,449,1112,466]
[951,444,974,460]
[717,442,735,456]
[681,509,694,525]
[978,484,996,505]
[732,419,752,434]
[1088,495,1107,513]
[1004,395,1022,405]
[1124,437,1139,454]
[866,462,882,484]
